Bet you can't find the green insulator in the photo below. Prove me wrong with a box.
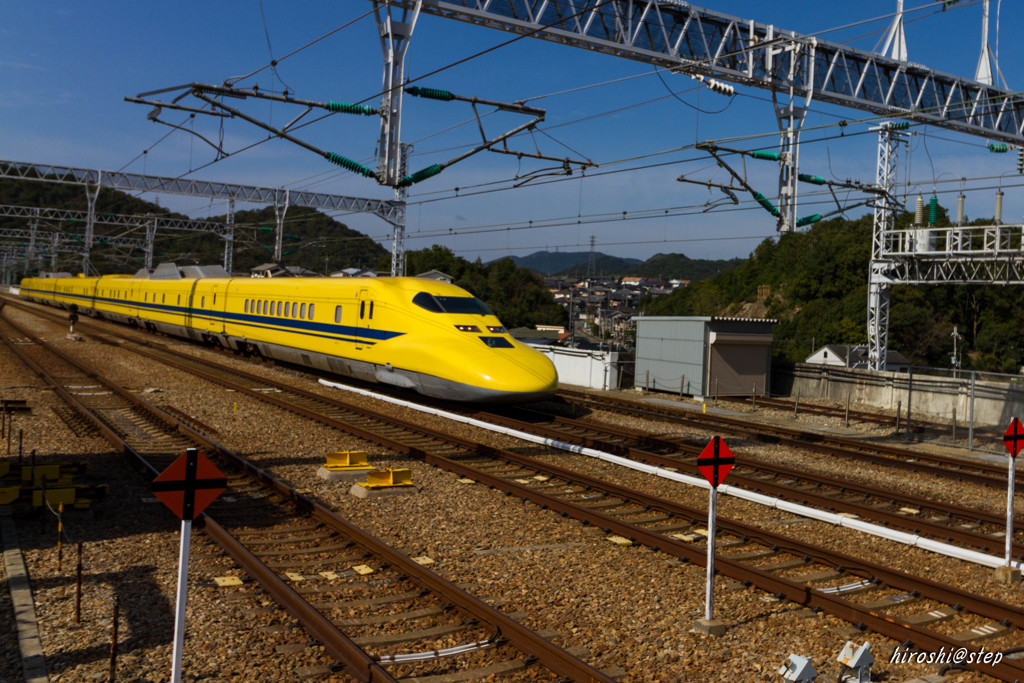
[796,214,822,227]
[753,192,781,217]
[928,195,938,225]
[399,164,444,187]
[327,101,377,116]
[751,150,780,161]
[889,121,911,130]
[988,143,1011,153]
[405,86,455,102]
[798,173,826,185]
[324,152,376,178]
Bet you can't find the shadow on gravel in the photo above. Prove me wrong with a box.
[41,565,173,674]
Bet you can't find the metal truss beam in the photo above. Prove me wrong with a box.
[407,0,1024,144]
[0,160,402,222]
[0,204,229,236]
[878,223,1024,284]
[0,228,146,250]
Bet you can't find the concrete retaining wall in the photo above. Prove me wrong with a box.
[773,363,1024,428]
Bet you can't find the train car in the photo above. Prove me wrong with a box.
[18,264,558,402]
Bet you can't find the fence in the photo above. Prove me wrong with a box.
[774,362,1024,454]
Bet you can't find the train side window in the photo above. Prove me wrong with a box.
[300,303,306,319]
[307,303,314,320]
[276,301,281,317]
[359,301,365,319]
[369,301,374,319]
[244,300,248,313]
[334,305,342,323]
[177,295,181,305]
[162,294,166,303]
[287,302,293,318]
[201,296,206,308]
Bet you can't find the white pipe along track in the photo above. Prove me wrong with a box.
[320,379,1023,571]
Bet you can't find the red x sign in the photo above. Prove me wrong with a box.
[697,436,734,488]
[1004,418,1024,459]
[153,448,227,521]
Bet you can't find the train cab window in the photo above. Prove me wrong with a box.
[412,292,443,313]
[307,303,314,320]
[359,301,365,319]
[300,303,306,319]
[480,336,515,349]
[334,305,342,323]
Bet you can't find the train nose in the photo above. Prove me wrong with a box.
[470,345,558,398]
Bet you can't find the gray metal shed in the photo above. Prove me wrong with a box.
[634,316,776,397]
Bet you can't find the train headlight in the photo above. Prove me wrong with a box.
[454,324,481,332]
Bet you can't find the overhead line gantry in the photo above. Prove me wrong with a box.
[0,159,401,274]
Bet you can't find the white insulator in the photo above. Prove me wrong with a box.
[914,194,924,226]
[995,190,1004,224]
[956,193,965,225]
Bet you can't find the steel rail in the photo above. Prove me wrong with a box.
[559,389,1009,488]
[55,325,1024,679]
[0,309,612,682]
[468,408,1024,557]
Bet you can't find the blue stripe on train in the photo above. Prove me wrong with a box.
[19,286,404,346]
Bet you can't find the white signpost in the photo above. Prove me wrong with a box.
[694,435,734,636]
[152,449,227,682]
[1001,418,1023,583]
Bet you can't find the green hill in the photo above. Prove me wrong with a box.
[0,177,385,274]
[631,252,744,281]
[643,210,1024,373]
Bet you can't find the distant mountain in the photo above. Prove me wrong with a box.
[495,251,636,275]
[494,249,741,281]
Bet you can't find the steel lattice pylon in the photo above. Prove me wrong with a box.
[867,123,904,372]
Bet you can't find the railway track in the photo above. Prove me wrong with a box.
[464,402,1024,560]
[0,307,615,682]
[8,302,1024,679]
[559,388,1011,489]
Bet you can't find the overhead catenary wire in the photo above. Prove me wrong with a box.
[90,0,1021,266]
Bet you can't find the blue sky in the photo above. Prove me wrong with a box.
[3,1,1023,264]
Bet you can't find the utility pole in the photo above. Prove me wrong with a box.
[375,1,422,276]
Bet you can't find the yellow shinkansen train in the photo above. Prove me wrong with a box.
[18,263,558,402]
